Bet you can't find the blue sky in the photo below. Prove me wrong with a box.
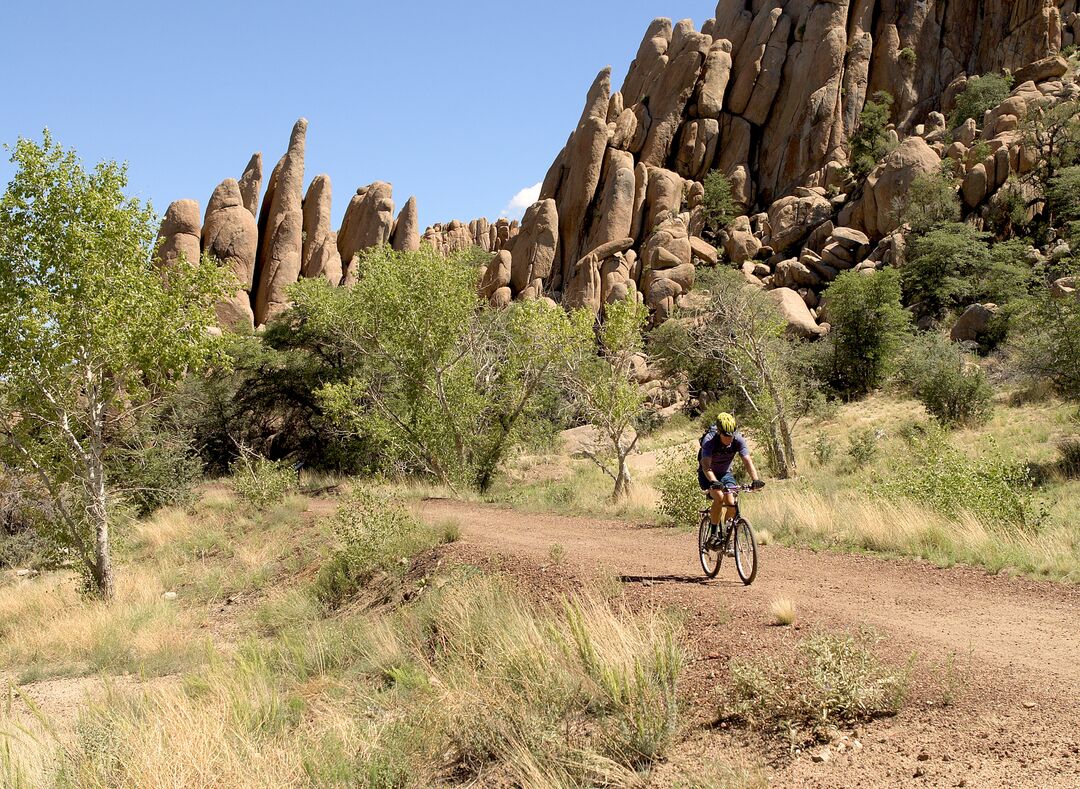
[2,1,710,230]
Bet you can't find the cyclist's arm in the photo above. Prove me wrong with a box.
[741,452,760,483]
[700,454,719,485]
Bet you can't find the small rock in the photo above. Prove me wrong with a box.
[162,591,178,601]
[15,569,30,577]
[811,750,831,764]
[642,579,654,587]
[914,766,926,778]
[918,752,930,761]
[1022,701,1037,710]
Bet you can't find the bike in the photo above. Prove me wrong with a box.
[697,484,759,584]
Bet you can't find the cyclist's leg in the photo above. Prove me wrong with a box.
[708,488,724,526]
[718,472,738,525]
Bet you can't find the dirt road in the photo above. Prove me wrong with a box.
[421,498,1080,788]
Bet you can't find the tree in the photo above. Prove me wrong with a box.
[900,171,961,235]
[850,91,896,178]
[949,72,1013,130]
[1020,100,1080,197]
[0,133,225,598]
[1009,288,1080,400]
[821,269,911,399]
[899,333,993,427]
[680,269,802,478]
[701,170,739,237]
[290,244,590,491]
[562,297,650,499]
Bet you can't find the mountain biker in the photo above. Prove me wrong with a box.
[699,412,764,547]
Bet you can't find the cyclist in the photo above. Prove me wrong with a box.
[698,412,764,547]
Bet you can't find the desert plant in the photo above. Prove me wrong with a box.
[701,170,740,236]
[769,598,796,626]
[727,629,909,742]
[850,91,896,178]
[655,448,705,527]
[847,428,879,465]
[900,334,993,427]
[901,171,961,235]
[949,72,1013,129]
[230,453,296,509]
[1009,286,1080,400]
[821,269,911,399]
[811,433,835,467]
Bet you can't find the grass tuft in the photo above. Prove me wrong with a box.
[769,598,796,626]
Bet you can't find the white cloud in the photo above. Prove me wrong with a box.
[500,182,542,219]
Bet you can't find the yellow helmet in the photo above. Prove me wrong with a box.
[716,412,737,436]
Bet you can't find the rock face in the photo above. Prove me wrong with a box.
[842,138,942,239]
[301,175,342,285]
[202,180,257,330]
[254,118,307,326]
[239,153,262,218]
[391,196,421,252]
[156,200,201,268]
[338,182,394,285]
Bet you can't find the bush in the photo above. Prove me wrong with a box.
[949,72,1014,129]
[230,454,296,509]
[105,411,203,517]
[821,269,910,399]
[901,171,961,235]
[811,433,835,466]
[850,91,896,178]
[701,170,739,236]
[1009,287,1080,400]
[655,449,705,527]
[313,487,455,609]
[727,629,909,742]
[901,334,993,427]
[876,428,1038,527]
[847,429,880,465]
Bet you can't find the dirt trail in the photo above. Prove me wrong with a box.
[421,498,1080,788]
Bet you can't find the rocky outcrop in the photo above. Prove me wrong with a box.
[391,196,421,252]
[254,119,307,326]
[337,182,394,285]
[202,180,257,331]
[510,199,559,300]
[239,154,262,218]
[301,175,342,285]
[156,199,201,268]
[841,138,941,240]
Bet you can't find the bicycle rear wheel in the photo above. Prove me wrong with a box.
[698,512,722,578]
[733,518,758,585]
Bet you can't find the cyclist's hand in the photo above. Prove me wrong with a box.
[708,480,725,490]
[751,479,766,490]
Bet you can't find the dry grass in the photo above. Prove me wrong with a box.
[769,598,796,627]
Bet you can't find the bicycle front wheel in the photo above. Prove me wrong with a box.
[698,512,722,578]
[733,518,758,585]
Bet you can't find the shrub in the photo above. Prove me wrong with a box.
[313,487,455,609]
[1009,287,1080,400]
[811,433,835,466]
[850,91,896,178]
[949,72,1014,129]
[901,334,993,427]
[876,428,1038,527]
[821,269,911,399]
[105,411,203,517]
[230,454,296,509]
[701,170,739,236]
[770,598,796,626]
[727,630,909,741]
[901,171,961,234]
[847,428,880,465]
[656,449,705,527]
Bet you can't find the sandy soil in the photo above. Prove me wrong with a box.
[421,497,1080,788]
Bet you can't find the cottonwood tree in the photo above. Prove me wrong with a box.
[562,297,650,499]
[0,133,225,598]
[682,270,800,478]
[290,245,592,491]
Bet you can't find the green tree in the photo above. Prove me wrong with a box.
[562,297,650,498]
[680,268,803,478]
[900,333,993,427]
[949,72,1013,130]
[1047,165,1080,244]
[701,170,739,237]
[0,133,225,598]
[1009,288,1080,399]
[850,91,896,178]
[1020,100,1080,196]
[291,245,590,491]
[821,269,911,400]
[901,171,961,235]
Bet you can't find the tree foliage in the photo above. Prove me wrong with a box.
[0,132,226,597]
[901,171,961,235]
[821,269,911,400]
[1020,100,1080,193]
[701,170,739,237]
[290,244,590,492]
[562,297,650,499]
[899,333,993,427]
[949,72,1013,129]
[850,91,896,178]
[1009,288,1080,400]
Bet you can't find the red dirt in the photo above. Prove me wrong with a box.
[421,498,1080,788]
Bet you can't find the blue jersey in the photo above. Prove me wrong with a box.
[701,430,750,477]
